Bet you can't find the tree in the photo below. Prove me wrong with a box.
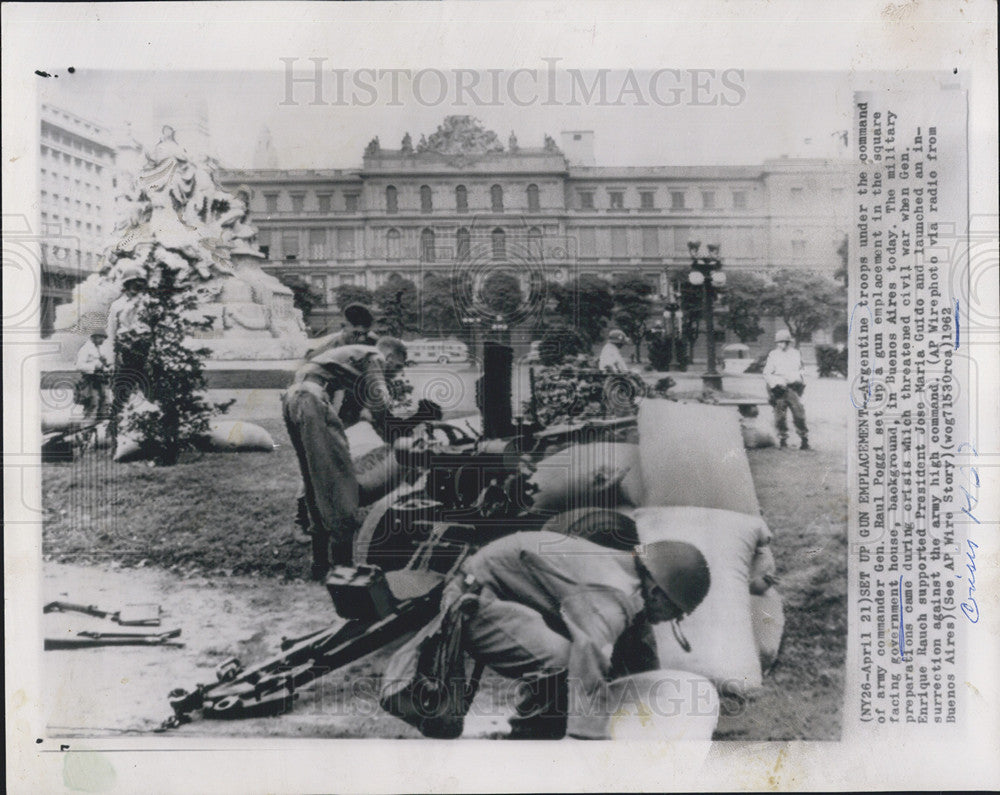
[373,274,419,337]
[612,272,655,361]
[335,284,375,313]
[547,274,614,345]
[117,265,229,465]
[419,273,463,337]
[722,271,770,343]
[759,269,844,343]
[478,272,523,317]
[279,275,324,319]
[834,234,849,287]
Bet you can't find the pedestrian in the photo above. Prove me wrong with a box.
[74,327,111,420]
[105,266,149,438]
[763,329,809,449]
[282,336,440,580]
[428,530,711,739]
[598,328,629,372]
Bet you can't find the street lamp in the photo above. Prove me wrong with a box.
[687,240,726,391]
[462,314,482,368]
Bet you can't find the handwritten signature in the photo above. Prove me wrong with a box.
[957,442,980,624]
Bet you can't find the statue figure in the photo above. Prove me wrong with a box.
[401,132,413,154]
[365,136,381,156]
[543,134,557,152]
[508,131,519,152]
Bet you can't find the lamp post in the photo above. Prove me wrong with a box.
[462,314,481,368]
[687,240,726,391]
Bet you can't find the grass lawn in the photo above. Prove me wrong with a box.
[42,388,847,740]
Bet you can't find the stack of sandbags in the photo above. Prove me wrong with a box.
[114,418,275,462]
[632,506,779,697]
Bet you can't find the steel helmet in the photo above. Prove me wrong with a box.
[119,264,148,286]
[636,540,710,615]
[608,329,627,344]
[774,329,792,343]
[343,303,374,328]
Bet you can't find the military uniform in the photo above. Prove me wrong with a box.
[282,344,394,576]
[441,531,659,738]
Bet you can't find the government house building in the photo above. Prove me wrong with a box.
[218,123,851,338]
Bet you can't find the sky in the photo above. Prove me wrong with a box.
[38,69,856,169]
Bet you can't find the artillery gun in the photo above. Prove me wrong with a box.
[158,343,637,730]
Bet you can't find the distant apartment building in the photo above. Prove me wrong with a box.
[38,103,119,336]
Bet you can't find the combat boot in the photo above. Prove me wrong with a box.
[507,667,568,740]
[779,437,788,449]
[799,437,810,450]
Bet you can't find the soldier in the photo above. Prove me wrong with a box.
[283,336,439,579]
[74,327,111,419]
[435,530,711,739]
[304,303,377,360]
[763,329,809,450]
[598,328,629,372]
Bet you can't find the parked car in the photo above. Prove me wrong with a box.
[406,338,469,365]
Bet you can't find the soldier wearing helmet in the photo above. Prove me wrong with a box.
[598,328,629,372]
[418,530,710,740]
[763,328,809,449]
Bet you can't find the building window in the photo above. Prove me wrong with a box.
[265,193,278,213]
[527,184,540,212]
[674,227,691,252]
[309,228,326,259]
[578,191,594,210]
[282,230,299,260]
[345,193,360,213]
[386,185,398,214]
[791,187,804,198]
[491,184,504,212]
[291,194,305,213]
[455,185,468,213]
[701,191,716,210]
[609,191,625,210]
[670,191,686,210]
[640,191,655,210]
[578,228,597,258]
[456,227,470,260]
[611,228,628,258]
[317,193,332,213]
[386,228,401,259]
[421,228,436,262]
[337,229,355,259]
[258,230,271,258]
[791,239,807,257]
[311,275,328,305]
[420,185,433,214]
[492,228,506,260]
[528,227,542,257]
[641,228,660,257]
[732,191,747,210]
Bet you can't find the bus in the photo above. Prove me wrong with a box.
[405,338,470,365]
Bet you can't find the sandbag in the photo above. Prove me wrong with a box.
[632,505,772,697]
[345,421,385,458]
[741,419,777,449]
[203,420,275,452]
[354,444,402,506]
[541,507,639,551]
[113,434,144,462]
[638,400,760,515]
[528,442,640,515]
[603,670,719,742]
[751,588,785,673]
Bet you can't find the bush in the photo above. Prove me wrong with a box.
[815,344,848,378]
[538,325,589,366]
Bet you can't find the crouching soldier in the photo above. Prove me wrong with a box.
[283,336,438,580]
[381,530,710,740]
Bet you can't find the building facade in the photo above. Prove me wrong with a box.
[38,103,119,336]
[218,125,852,340]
